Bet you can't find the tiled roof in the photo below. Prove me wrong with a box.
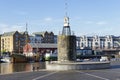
[2,31,16,36]
[2,31,28,37]
[32,31,53,37]
[29,43,57,48]
[33,32,46,35]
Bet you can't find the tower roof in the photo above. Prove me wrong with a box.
[64,16,69,26]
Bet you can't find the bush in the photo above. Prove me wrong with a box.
[45,56,57,61]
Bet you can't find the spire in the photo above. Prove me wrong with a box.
[25,22,28,34]
[62,0,71,35]
[25,22,28,45]
[26,22,28,32]
[65,0,68,17]
[64,0,70,27]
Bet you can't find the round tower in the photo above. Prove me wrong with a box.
[58,16,76,62]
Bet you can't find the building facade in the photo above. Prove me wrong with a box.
[0,35,1,55]
[30,31,54,43]
[29,33,42,43]
[1,31,29,54]
[76,35,120,50]
[23,43,57,56]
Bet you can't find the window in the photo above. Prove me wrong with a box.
[95,42,98,46]
[15,33,19,37]
[81,43,84,47]
[108,42,111,49]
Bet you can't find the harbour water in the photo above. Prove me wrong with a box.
[0,62,45,74]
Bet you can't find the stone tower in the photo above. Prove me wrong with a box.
[58,16,76,62]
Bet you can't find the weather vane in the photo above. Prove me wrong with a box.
[65,0,68,17]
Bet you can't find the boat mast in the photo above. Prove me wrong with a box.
[25,23,29,54]
[25,22,28,45]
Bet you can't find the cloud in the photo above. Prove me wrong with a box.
[43,17,62,23]
[84,20,107,25]
[85,21,94,24]
[44,17,53,22]
[96,21,107,25]
[0,23,24,34]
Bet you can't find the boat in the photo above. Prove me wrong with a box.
[0,56,11,63]
[11,53,28,63]
[11,53,36,63]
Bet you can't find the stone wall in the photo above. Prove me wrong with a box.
[46,61,110,70]
[58,35,76,62]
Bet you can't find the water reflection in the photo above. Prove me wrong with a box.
[0,62,45,74]
[0,63,13,74]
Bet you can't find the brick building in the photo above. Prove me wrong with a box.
[23,43,57,57]
[31,31,54,43]
[1,31,29,54]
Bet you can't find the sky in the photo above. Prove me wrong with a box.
[0,0,120,36]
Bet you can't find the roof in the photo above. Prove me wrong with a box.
[32,31,54,37]
[19,32,25,34]
[32,32,46,36]
[29,43,57,48]
[2,31,17,36]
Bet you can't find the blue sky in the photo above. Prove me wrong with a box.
[0,0,120,36]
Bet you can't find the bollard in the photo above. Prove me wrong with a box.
[37,67,39,71]
[33,67,35,71]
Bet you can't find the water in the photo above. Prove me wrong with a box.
[0,62,45,74]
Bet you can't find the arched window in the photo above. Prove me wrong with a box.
[81,43,84,47]
[108,42,111,49]
[95,42,98,46]
[95,42,99,49]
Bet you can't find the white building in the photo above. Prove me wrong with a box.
[77,35,120,50]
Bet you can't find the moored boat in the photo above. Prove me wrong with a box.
[0,56,11,63]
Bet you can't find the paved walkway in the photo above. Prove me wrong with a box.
[0,61,120,80]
